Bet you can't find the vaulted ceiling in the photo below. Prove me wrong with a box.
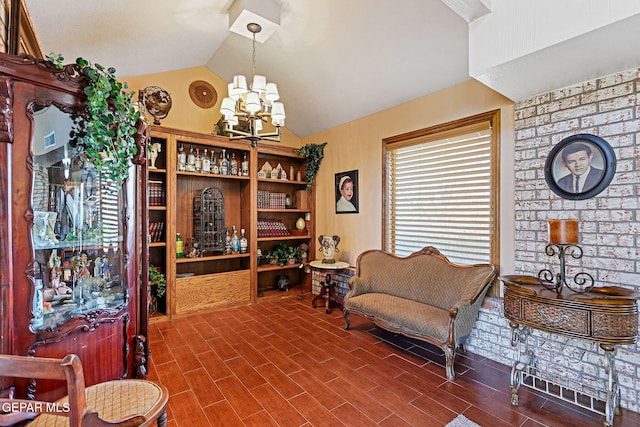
[24,0,470,138]
[23,1,640,138]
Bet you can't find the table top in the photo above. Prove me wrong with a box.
[309,260,350,270]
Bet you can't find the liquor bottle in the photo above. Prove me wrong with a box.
[241,152,249,176]
[231,226,240,254]
[240,228,248,254]
[220,149,228,175]
[230,153,238,176]
[202,148,211,173]
[210,150,219,174]
[195,148,202,172]
[224,227,232,254]
[187,145,196,172]
[177,143,186,171]
[176,233,184,258]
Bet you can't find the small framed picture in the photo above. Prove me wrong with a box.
[335,170,359,214]
[544,133,616,200]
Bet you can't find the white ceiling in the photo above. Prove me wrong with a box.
[24,0,470,138]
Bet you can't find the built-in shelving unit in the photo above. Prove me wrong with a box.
[147,126,315,318]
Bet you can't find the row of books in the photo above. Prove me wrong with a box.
[149,221,165,243]
[257,190,288,209]
[149,180,165,206]
[257,219,290,238]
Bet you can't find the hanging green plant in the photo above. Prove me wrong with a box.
[296,142,327,190]
[47,54,141,187]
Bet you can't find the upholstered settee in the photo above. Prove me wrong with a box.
[343,246,498,380]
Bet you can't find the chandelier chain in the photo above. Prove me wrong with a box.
[252,31,256,77]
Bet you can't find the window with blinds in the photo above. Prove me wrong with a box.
[383,111,499,266]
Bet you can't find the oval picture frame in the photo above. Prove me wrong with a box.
[544,133,616,200]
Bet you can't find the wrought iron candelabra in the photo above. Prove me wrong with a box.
[537,243,594,294]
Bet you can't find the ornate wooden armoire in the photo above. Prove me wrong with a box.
[0,52,149,400]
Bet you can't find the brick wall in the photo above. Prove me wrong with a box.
[466,68,640,412]
[312,267,355,300]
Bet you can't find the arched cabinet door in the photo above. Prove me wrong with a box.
[0,52,147,401]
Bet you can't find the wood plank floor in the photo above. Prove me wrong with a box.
[147,295,640,426]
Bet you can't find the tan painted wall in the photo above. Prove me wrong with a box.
[302,79,516,270]
[126,67,515,271]
[124,66,301,147]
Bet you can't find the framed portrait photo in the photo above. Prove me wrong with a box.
[544,133,616,200]
[335,170,359,214]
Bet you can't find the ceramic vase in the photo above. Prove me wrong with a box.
[318,234,340,264]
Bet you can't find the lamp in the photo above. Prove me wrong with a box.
[220,22,285,147]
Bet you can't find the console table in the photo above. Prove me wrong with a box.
[500,275,639,427]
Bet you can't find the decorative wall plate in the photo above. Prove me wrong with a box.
[189,80,217,109]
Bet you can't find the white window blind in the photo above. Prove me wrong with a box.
[384,120,496,265]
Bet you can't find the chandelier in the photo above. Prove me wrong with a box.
[220,23,285,147]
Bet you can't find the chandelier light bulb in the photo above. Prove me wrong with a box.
[228,83,240,101]
[232,75,248,93]
[271,102,285,120]
[220,97,236,117]
[271,117,285,127]
[245,92,261,113]
[251,75,267,93]
[265,83,279,102]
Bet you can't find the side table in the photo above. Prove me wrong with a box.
[500,275,639,427]
[310,260,350,314]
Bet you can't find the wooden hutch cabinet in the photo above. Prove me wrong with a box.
[0,52,148,399]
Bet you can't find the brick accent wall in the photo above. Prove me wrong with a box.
[312,267,355,300]
[466,68,640,412]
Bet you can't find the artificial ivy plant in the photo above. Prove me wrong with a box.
[296,142,327,190]
[47,54,141,187]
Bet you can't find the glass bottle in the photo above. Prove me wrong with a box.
[231,225,240,254]
[224,227,232,254]
[177,143,186,171]
[220,149,228,175]
[195,148,202,172]
[230,153,238,176]
[187,145,196,172]
[210,150,219,174]
[240,228,248,253]
[176,233,184,258]
[241,152,249,176]
[202,148,211,173]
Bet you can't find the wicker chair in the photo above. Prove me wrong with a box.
[0,354,168,427]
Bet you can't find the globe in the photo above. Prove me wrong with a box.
[140,86,172,125]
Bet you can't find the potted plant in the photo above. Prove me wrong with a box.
[268,243,301,266]
[47,54,141,187]
[296,142,327,190]
[148,264,166,314]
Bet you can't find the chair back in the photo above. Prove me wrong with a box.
[0,353,89,426]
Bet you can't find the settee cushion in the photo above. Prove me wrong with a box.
[345,292,450,343]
